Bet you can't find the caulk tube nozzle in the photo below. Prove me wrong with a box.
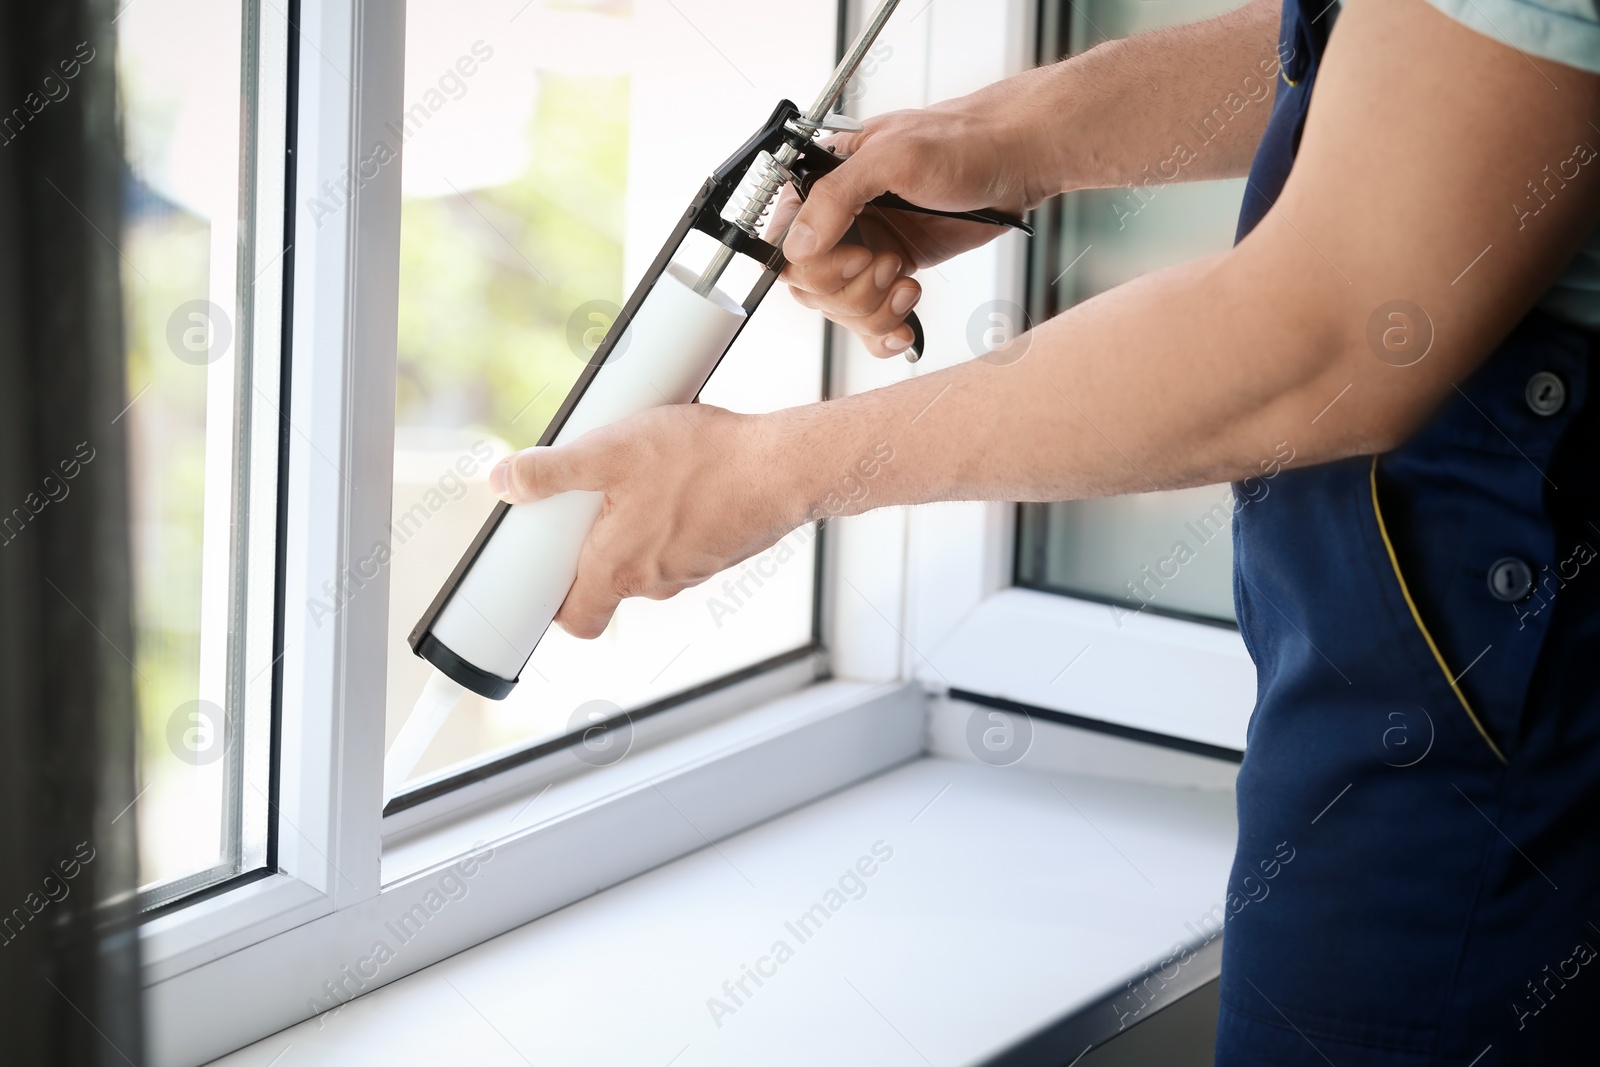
[384,669,466,801]
[412,263,748,702]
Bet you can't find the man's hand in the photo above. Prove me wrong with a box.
[778,0,1282,358]
[489,406,804,639]
[777,102,1044,357]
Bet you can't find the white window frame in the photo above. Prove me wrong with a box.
[138,2,1251,1064]
[823,0,1255,755]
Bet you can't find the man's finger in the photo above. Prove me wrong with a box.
[553,578,619,640]
[860,326,916,359]
[490,437,612,504]
[846,275,921,335]
[783,149,892,265]
[781,245,874,295]
[553,534,631,639]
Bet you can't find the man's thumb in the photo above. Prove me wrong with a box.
[490,441,604,504]
[783,149,889,264]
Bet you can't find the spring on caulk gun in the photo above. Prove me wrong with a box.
[694,141,802,297]
[728,151,787,238]
[694,0,903,299]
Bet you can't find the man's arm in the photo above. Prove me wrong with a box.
[1031,0,1286,191]
[780,0,1283,357]
[492,0,1600,637]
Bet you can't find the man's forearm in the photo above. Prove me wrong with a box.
[983,0,1284,197]
[772,250,1345,522]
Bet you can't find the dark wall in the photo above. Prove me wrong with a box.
[0,0,144,1062]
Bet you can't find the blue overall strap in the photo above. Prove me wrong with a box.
[1235,0,1334,243]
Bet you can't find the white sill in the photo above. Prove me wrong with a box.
[207,755,1238,1066]
[147,678,926,1067]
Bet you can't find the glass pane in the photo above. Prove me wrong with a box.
[1017,0,1250,625]
[386,0,832,790]
[120,0,280,908]
[119,0,255,893]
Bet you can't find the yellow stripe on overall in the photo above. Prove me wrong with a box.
[1369,456,1509,765]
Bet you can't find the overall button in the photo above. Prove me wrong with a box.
[1524,371,1566,416]
[1488,557,1534,602]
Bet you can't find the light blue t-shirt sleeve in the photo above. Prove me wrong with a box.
[1426,0,1600,73]
[1422,0,1600,328]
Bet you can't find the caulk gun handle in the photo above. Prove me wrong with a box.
[903,309,925,364]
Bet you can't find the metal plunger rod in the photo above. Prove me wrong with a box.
[692,0,903,296]
[803,0,901,125]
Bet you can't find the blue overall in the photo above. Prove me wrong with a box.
[1219,2,1600,1063]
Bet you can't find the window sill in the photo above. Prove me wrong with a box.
[208,755,1238,1066]
[146,678,925,1067]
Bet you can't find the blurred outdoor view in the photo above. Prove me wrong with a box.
[386,0,834,788]
[118,0,243,889]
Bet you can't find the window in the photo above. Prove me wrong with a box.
[381,0,832,801]
[1015,0,1250,626]
[144,2,856,1055]
[141,6,1245,1065]
[120,0,287,908]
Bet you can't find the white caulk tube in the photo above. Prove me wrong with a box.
[385,263,747,799]
[431,263,745,675]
